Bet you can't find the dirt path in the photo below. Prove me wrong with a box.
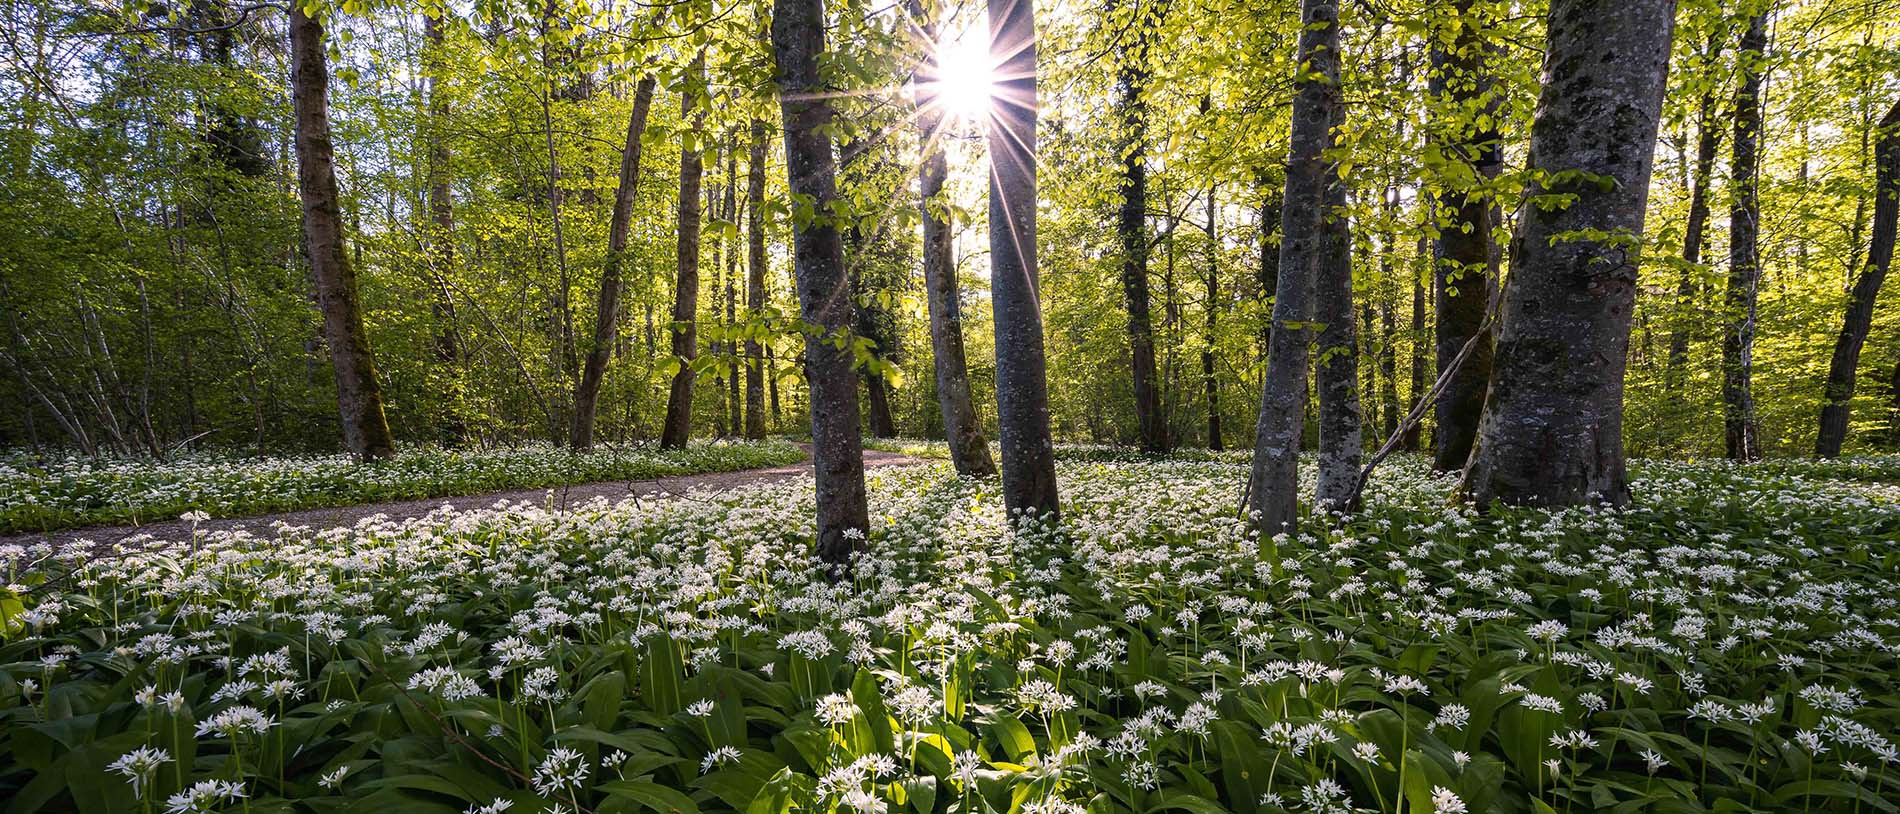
[4,448,922,549]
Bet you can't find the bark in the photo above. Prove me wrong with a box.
[723,143,742,437]
[290,5,395,462]
[744,118,769,440]
[1666,29,1728,386]
[1401,239,1427,452]
[571,76,656,450]
[1458,0,1677,508]
[1816,102,1900,456]
[661,59,705,450]
[423,12,466,445]
[718,142,741,435]
[1722,11,1767,462]
[911,0,997,477]
[1257,176,1282,367]
[1428,0,1499,473]
[1380,300,1399,440]
[771,0,870,563]
[988,0,1061,519]
[839,138,899,440]
[1116,1,1165,453]
[1248,0,1340,534]
[1313,187,1361,510]
[1203,168,1221,452]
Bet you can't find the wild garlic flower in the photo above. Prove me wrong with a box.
[107,746,171,800]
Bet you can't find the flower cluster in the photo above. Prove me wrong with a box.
[1,453,1895,814]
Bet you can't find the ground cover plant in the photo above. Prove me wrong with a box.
[2,455,1896,814]
[0,440,805,534]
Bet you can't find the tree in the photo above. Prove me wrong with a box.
[572,76,657,450]
[661,57,706,450]
[744,117,770,441]
[1459,0,1677,508]
[422,11,467,446]
[290,3,395,462]
[1722,9,1768,462]
[1248,0,1341,534]
[771,0,871,563]
[910,0,997,478]
[1665,26,1729,388]
[1816,101,1900,456]
[1402,239,1427,452]
[1312,164,1361,509]
[1202,130,1222,452]
[1116,0,1166,454]
[988,0,1061,519]
[840,138,900,440]
[1427,0,1499,472]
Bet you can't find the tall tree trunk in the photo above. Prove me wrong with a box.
[1666,30,1727,388]
[423,12,467,446]
[1256,174,1281,369]
[911,0,996,477]
[1116,1,1165,453]
[1458,0,1677,508]
[988,0,1061,518]
[719,141,740,437]
[1428,0,1499,472]
[1816,102,1900,456]
[744,118,770,440]
[1402,238,1427,451]
[1203,170,1221,452]
[725,143,742,437]
[1313,184,1361,509]
[1380,300,1399,441]
[1248,0,1340,534]
[839,138,899,440]
[771,0,870,564]
[571,76,656,450]
[661,59,705,450]
[290,5,395,462]
[1723,10,1767,462]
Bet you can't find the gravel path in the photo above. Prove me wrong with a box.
[3,448,921,549]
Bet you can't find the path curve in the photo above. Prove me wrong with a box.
[3,448,922,549]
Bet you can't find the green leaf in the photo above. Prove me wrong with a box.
[601,780,702,814]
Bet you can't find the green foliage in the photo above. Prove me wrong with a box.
[3,455,1899,812]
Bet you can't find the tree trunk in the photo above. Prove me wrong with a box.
[1428,0,1500,472]
[744,118,769,440]
[1816,102,1900,456]
[1722,10,1767,462]
[422,12,467,446]
[661,59,705,450]
[838,138,899,440]
[1116,2,1165,454]
[1458,0,1677,508]
[1257,174,1281,368]
[1380,299,1399,440]
[1666,29,1727,388]
[911,0,996,477]
[1402,240,1427,452]
[1313,184,1361,510]
[571,76,656,450]
[1203,170,1221,452]
[988,0,1061,519]
[723,142,742,437]
[1248,0,1340,534]
[771,0,870,564]
[290,5,395,462]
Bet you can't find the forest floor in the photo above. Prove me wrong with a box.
[0,445,920,550]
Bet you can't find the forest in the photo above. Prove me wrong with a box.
[2,0,1900,812]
